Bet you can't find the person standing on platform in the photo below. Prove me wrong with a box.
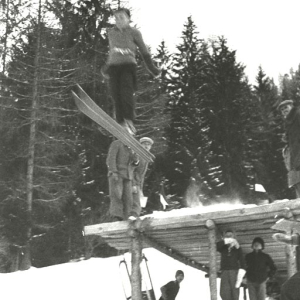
[245,237,277,300]
[159,270,184,300]
[132,137,154,218]
[102,8,160,134]
[217,229,245,300]
[278,99,300,198]
[106,139,139,221]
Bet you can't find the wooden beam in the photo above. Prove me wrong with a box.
[141,232,209,272]
[84,200,300,237]
[206,220,218,300]
[130,230,142,300]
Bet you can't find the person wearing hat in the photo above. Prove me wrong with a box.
[102,8,161,135]
[106,139,139,221]
[245,237,276,300]
[278,99,300,197]
[159,270,184,300]
[217,229,245,300]
[131,137,154,219]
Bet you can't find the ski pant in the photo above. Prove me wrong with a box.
[247,280,266,300]
[108,64,137,124]
[108,176,139,219]
[220,270,240,300]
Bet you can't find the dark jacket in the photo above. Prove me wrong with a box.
[285,106,300,170]
[245,250,276,283]
[106,140,137,180]
[281,271,300,300]
[159,281,180,300]
[217,240,245,270]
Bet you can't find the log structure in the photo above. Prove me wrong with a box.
[84,199,300,299]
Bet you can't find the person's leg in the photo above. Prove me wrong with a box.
[119,65,136,123]
[108,65,124,124]
[122,179,134,219]
[256,281,266,300]
[131,186,142,217]
[247,281,258,300]
[109,176,124,219]
[220,271,231,300]
[228,270,240,300]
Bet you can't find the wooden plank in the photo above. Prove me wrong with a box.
[141,233,209,272]
[84,200,300,237]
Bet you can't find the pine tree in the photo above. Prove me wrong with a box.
[164,17,209,205]
[197,37,254,202]
[251,67,288,200]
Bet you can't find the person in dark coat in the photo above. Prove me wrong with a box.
[159,270,184,300]
[106,139,139,221]
[245,237,277,300]
[281,271,300,300]
[217,229,245,300]
[278,99,300,197]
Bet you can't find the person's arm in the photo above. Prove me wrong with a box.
[133,29,160,76]
[160,282,171,300]
[267,254,277,278]
[238,247,246,270]
[216,240,226,252]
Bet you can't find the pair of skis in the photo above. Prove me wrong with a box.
[72,85,155,163]
[119,254,156,300]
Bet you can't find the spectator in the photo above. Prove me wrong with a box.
[217,229,245,300]
[245,237,277,300]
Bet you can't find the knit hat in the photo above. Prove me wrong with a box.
[113,7,131,18]
[277,99,294,110]
[175,270,184,277]
[140,137,154,145]
[252,237,264,250]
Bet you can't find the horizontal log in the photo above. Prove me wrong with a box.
[84,200,300,236]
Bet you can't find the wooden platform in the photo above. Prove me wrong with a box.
[84,199,300,275]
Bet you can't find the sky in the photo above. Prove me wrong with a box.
[128,0,300,85]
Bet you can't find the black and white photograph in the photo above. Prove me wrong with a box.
[1,0,300,299]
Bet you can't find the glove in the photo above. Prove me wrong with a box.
[224,238,235,245]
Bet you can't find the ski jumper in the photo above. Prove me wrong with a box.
[106,140,139,219]
[217,240,245,300]
[105,26,160,124]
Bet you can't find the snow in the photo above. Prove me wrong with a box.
[0,248,249,300]
[147,202,257,219]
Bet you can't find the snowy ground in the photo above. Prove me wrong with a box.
[0,248,250,300]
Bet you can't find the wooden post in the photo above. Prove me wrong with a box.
[286,244,297,277]
[206,219,218,300]
[130,229,143,300]
[283,208,298,277]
